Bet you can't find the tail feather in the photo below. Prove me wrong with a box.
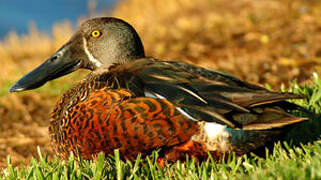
[231,107,309,130]
[243,117,308,130]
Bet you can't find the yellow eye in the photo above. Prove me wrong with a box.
[91,30,101,38]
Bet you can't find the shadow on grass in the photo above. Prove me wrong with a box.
[284,76,321,147]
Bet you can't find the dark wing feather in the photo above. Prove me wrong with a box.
[106,58,308,129]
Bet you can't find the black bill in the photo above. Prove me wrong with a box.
[9,45,82,92]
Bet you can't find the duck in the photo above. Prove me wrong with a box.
[10,17,308,162]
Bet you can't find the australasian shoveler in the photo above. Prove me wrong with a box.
[10,17,309,162]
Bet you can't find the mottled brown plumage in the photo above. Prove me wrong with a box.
[50,86,197,160]
[10,17,309,162]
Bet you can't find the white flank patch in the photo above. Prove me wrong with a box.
[83,37,102,67]
[204,123,227,139]
[191,122,231,152]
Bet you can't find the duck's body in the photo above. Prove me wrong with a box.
[10,17,308,162]
[49,58,306,161]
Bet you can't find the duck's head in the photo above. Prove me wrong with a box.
[9,17,145,92]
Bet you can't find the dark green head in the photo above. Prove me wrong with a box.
[9,17,145,92]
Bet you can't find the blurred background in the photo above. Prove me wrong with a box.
[1,0,321,168]
[0,0,117,38]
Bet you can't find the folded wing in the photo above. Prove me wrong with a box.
[106,58,308,130]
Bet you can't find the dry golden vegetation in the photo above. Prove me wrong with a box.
[113,0,321,85]
[0,22,74,168]
[0,0,321,168]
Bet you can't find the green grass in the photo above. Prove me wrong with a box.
[1,74,321,180]
[2,142,321,180]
